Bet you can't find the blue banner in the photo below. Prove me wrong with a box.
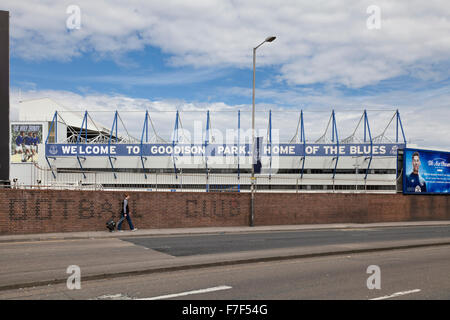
[46,143,404,157]
[403,148,450,194]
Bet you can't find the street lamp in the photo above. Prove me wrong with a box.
[251,36,276,227]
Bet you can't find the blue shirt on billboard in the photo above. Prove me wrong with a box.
[24,136,33,145]
[405,172,427,193]
[15,135,24,146]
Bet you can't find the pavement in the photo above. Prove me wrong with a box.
[1,220,450,291]
[2,220,450,243]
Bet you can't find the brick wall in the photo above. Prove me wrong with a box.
[254,193,450,225]
[0,189,448,235]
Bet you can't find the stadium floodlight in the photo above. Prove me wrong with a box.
[251,36,276,227]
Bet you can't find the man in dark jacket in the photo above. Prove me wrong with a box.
[117,193,138,232]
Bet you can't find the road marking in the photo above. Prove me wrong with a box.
[94,293,132,300]
[370,289,421,300]
[137,285,232,300]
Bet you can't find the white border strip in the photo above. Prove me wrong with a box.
[370,289,421,300]
[137,285,232,300]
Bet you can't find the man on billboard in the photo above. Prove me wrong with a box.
[14,131,25,161]
[405,151,427,193]
[24,132,33,162]
[31,132,40,156]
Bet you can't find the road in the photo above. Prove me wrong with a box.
[121,225,450,256]
[0,245,449,300]
[0,224,450,301]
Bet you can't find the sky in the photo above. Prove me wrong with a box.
[3,0,450,149]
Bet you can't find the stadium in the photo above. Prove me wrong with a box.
[10,98,409,193]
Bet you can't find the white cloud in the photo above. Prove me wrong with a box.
[4,1,450,150]
[4,0,450,87]
[73,68,229,86]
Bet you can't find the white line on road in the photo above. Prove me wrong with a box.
[370,289,421,300]
[94,293,131,300]
[137,285,232,300]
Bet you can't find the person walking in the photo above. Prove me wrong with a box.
[117,193,138,232]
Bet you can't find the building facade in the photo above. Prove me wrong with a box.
[11,98,409,193]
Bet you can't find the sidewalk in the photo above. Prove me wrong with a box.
[1,220,450,243]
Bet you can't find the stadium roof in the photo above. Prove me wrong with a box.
[18,97,111,134]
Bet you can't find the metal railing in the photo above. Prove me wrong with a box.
[4,165,400,193]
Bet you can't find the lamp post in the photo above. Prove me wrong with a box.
[250,36,276,227]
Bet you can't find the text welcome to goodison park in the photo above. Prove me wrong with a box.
[46,143,404,157]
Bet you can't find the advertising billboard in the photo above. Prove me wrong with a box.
[403,148,450,194]
[11,124,43,163]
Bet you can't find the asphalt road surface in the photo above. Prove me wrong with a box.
[1,225,449,301]
[122,225,450,256]
[0,245,449,300]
